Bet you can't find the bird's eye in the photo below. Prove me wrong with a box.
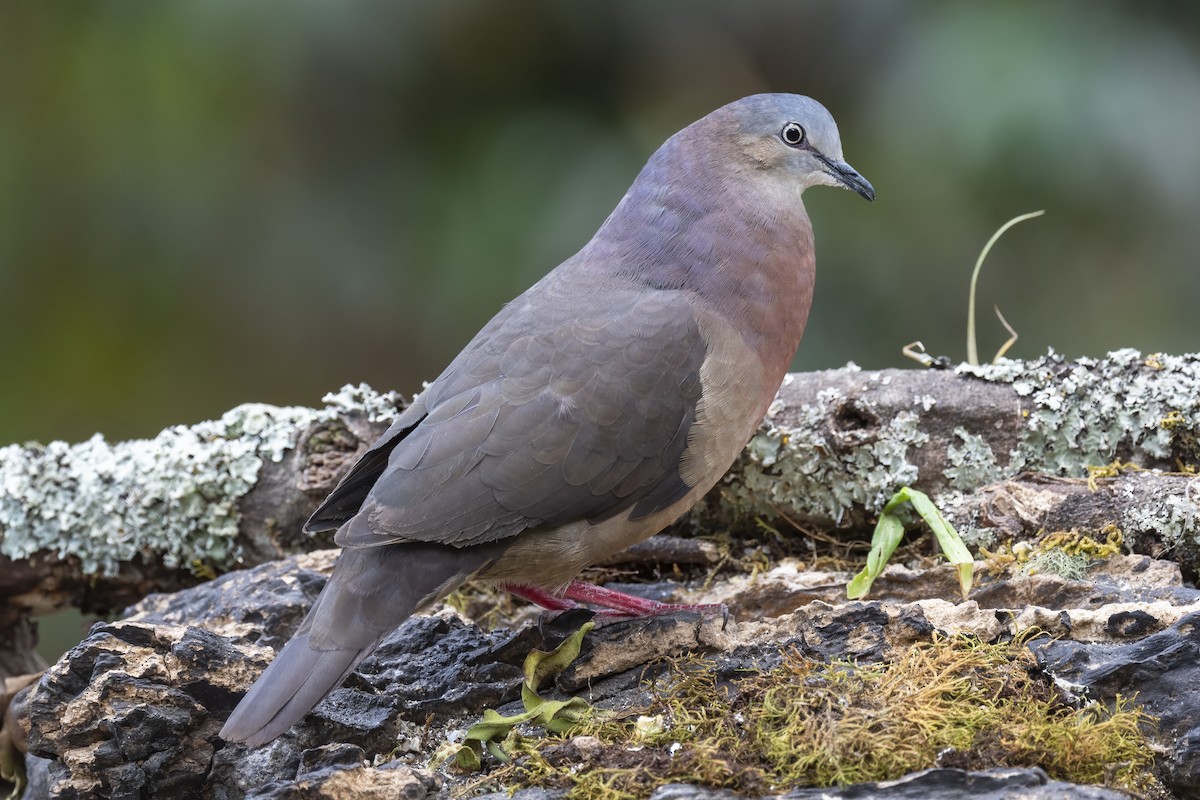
[780,122,806,147]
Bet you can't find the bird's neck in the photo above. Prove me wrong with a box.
[584,154,816,391]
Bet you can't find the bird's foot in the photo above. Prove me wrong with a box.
[503,580,729,626]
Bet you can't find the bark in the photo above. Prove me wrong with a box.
[697,350,1200,535]
[1,350,1198,678]
[957,471,1200,545]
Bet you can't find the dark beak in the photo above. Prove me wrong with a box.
[829,159,875,202]
[816,152,876,201]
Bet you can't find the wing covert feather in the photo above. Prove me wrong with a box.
[336,278,709,550]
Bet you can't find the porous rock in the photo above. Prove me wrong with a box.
[243,763,441,800]
[1035,612,1200,793]
[19,543,1200,798]
[653,767,1133,799]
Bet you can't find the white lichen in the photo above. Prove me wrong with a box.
[712,350,1200,536]
[960,348,1200,476]
[943,427,1003,490]
[931,488,999,549]
[0,384,402,575]
[321,384,406,425]
[1121,474,1200,548]
[720,377,929,524]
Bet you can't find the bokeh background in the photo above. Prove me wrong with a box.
[4,0,1200,663]
[2,1,1199,444]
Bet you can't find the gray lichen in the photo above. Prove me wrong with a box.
[933,489,1000,550]
[944,427,1003,490]
[1121,475,1200,550]
[961,348,1200,475]
[322,383,407,425]
[716,371,929,525]
[948,350,1200,550]
[0,385,401,575]
[6,350,1199,575]
[704,349,1200,537]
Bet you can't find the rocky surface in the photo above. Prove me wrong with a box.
[1035,612,1200,793]
[474,768,1137,800]
[8,543,1196,799]
[642,769,1132,800]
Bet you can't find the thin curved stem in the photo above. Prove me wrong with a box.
[967,210,1045,365]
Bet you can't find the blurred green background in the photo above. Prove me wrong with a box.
[2,0,1199,448]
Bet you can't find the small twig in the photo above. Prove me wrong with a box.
[598,536,721,567]
[902,341,934,367]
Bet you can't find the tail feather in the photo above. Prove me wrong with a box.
[219,632,367,746]
[219,536,503,745]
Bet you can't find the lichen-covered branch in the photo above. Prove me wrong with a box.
[0,385,405,616]
[698,349,1200,560]
[949,470,1200,565]
[2,349,1198,624]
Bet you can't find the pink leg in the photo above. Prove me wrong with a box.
[503,580,727,623]
[502,583,580,612]
[560,580,727,619]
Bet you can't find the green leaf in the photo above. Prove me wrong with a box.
[523,621,595,690]
[847,513,905,599]
[441,620,597,771]
[847,487,973,599]
[450,742,481,771]
[905,488,974,597]
[485,739,512,763]
[543,697,593,734]
[464,706,540,743]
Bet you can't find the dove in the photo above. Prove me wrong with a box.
[220,93,874,746]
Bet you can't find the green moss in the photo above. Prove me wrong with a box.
[487,636,1159,800]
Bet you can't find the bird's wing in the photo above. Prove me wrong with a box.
[303,305,514,534]
[303,399,429,533]
[325,277,708,550]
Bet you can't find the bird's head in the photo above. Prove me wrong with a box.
[715,93,875,202]
[588,93,874,276]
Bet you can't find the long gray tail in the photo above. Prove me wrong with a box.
[219,629,371,747]
[219,538,498,746]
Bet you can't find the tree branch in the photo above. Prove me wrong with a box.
[1,349,1197,636]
